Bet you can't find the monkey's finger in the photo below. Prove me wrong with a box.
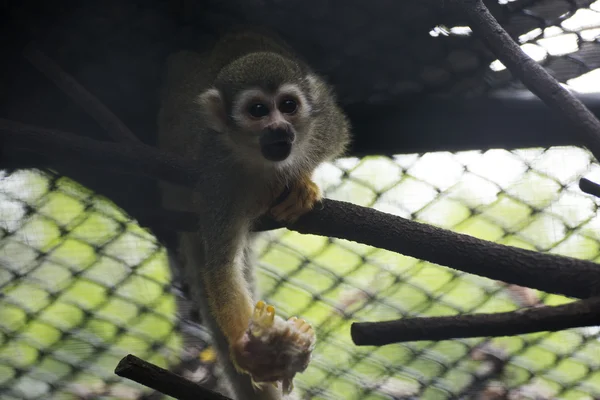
[314,200,325,211]
[266,305,275,324]
[271,199,303,221]
[270,204,295,220]
[270,192,296,213]
[272,188,300,209]
[273,209,302,223]
[271,185,322,222]
[253,301,266,318]
[280,203,313,222]
[274,192,310,216]
[270,185,292,208]
[293,318,304,329]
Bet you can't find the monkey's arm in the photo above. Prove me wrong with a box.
[195,208,315,394]
[178,229,282,400]
[201,225,255,346]
[270,172,321,223]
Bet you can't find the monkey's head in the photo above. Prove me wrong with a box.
[198,52,320,165]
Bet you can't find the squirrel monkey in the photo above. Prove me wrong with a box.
[157,28,351,399]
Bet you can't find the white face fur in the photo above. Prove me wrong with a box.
[231,83,313,130]
[199,82,315,167]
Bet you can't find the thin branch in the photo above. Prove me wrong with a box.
[2,118,600,299]
[23,45,142,144]
[450,0,600,163]
[114,354,232,400]
[351,296,600,346]
[579,177,600,199]
[0,118,201,186]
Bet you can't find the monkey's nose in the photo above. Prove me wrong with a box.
[259,127,295,162]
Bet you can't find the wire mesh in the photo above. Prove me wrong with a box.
[484,0,600,92]
[4,1,600,399]
[2,145,600,400]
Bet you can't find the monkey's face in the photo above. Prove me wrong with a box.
[229,85,312,163]
[198,86,312,164]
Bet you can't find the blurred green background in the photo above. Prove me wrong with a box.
[1,146,600,399]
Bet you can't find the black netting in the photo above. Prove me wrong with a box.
[483,0,600,92]
[3,145,600,399]
[3,1,600,399]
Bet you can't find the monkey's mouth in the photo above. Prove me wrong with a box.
[261,140,293,162]
[259,128,295,162]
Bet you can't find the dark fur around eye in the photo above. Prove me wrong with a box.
[248,103,270,118]
[278,98,298,114]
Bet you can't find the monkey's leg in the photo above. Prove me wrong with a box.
[180,232,283,400]
[271,172,321,223]
[197,228,315,395]
[202,243,315,389]
[204,254,254,346]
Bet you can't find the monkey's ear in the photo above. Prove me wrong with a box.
[197,88,227,133]
[305,74,330,106]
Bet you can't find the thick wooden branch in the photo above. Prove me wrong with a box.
[2,118,600,299]
[0,118,201,186]
[131,202,600,299]
[283,199,600,299]
[115,354,232,400]
[351,296,600,346]
[451,0,600,163]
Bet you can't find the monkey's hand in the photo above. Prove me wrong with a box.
[271,173,321,223]
[231,301,316,394]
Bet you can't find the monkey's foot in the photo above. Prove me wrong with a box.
[271,175,321,223]
[232,300,316,394]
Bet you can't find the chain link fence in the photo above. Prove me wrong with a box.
[482,0,600,93]
[2,145,600,400]
[4,1,600,399]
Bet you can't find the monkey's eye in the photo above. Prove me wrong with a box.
[248,103,270,118]
[278,98,298,115]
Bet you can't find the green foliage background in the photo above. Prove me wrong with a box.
[1,146,600,399]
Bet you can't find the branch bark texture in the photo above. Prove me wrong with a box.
[2,119,600,299]
[115,354,232,400]
[451,0,600,162]
[351,296,600,346]
[288,199,600,299]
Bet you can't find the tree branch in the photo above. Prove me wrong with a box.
[351,296,600,346]
[450,0,600,163]
[134,203,600,299]
[2,118,600,299]
[0,118,201,186]
[579,177,600,200]
[22,45,142,144]
[130,203,600,300]
[114,354,232,400]
[283,199,600,299]
[128,202,600,299]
